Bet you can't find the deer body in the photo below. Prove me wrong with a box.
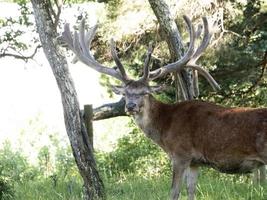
[62,15,266,200]
[134,95,267,173]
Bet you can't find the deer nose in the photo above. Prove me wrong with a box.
[126,102,137,111]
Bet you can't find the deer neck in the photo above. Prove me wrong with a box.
[133,95,162,143]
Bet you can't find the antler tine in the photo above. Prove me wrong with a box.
[187,64,220,91]
[185,17,220,91]
[149,15,196,79]
[62,19,125,82]
[110,39,130,83]
[85,24,97,54]
[71,22,97,64]
[78,19,88,56]
[63,23,75,50]
[189,17,211,64]
[139,42,154,82]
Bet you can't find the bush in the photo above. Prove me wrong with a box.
[0,177,14,200]
[96,120,170,178]
[0,141,38,183]
[0,141,38,200]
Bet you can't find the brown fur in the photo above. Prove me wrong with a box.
[138,95,267,173]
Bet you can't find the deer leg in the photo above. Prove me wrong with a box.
[186,166,198,200]
[170,158,189,200]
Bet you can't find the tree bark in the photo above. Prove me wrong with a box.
[148,0,184,59]
[30,1,105,199]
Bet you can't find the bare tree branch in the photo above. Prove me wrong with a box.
[0,45,42,62]
[92,98,127,121]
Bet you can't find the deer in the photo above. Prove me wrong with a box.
[61,16,267,200]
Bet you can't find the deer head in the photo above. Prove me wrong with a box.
[62,16,220,115]
[110,42,167,114]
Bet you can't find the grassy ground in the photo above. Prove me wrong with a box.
[13,178,83,200]
[13,172,267,200]
[106,174,267,200]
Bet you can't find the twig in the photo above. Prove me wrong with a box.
[0,45,42,62]
[54,0,62,28]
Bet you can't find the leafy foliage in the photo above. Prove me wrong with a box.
[0,142,37,183]
[96,120,170,178]
[0,0,39,61]
[0,178,14,200]
[198,0,267,107]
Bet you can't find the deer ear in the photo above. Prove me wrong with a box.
[149,85,167,94]
[111,85,125,95]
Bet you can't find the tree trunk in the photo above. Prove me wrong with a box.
[148,0,194,101]
[30,1,105,199]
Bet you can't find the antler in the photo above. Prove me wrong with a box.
[62,16,219,91]
[186,17,220,91]
[139,42,154,82]
[149,16,220,91]
[62,19,130,83]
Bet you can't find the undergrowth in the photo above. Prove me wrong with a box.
[1,126,267,199]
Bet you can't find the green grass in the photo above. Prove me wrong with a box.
[11,171,267,200]
[106,176,170,200]
[105,173,267,200]
[196,174,266,200]
[13,178,83,200]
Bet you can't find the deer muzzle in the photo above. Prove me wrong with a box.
[125,102,138,114]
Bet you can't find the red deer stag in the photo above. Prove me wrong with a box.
[62,16,267,200]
